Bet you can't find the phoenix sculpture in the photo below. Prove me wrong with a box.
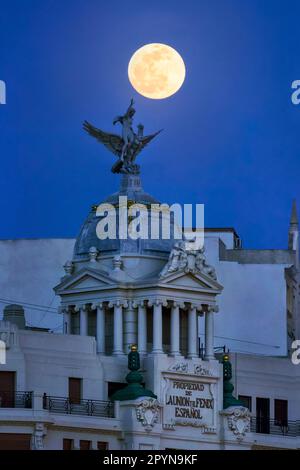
[83,99,162,175]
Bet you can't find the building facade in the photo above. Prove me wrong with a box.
[0,173,299,450]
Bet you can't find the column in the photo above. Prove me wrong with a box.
[205,306,215,360]
[188,305,198,358]
[96,304,105,354]
[124,301,137,353]
[152,300,163,354]
[112,301,124,356]
[137,302,147,355]
[79,306,88,336]
[170,302,180,356]
[63,308,71,334]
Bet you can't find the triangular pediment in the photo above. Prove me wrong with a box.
[54,268,116,294]
[158,269,223,293]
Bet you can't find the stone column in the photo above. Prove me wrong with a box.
[94,303,105,354]
[137,301,147,355]
[170,302,180,356]
[79,305,88,336]
[63,308,71,335]
[187,305,198,359]
[110,301,124,356]
[124,301,137,353]
[151,300,166,354]
[204,305,217,360]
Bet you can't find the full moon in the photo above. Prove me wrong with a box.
[128,43,186,99]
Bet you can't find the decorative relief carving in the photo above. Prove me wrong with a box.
[31,423,47,450]
[135,398,160,432]
[63,260,74,275]
[221,406,251,441]
[166,362,214,377]
[159,242,217,280]
[194,364,213,376]
[168,362,188,372]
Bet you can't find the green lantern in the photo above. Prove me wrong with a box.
[222,353,244,409]
[111,344,157,401]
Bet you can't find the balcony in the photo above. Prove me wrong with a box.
[43,395,115,419]
[0,391,32,409]
[251,417,300,437]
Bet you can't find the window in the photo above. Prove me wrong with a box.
[256,397,270,434]
[80,440,91,450]
[0,371,15,407]
[274,399,288,427]
[97,441,108,450]
[238,395,252,412]
[68,378,82,404]
[63,439,74,450]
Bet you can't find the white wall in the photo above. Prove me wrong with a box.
[201,238,289,356]
[0,239,74,330]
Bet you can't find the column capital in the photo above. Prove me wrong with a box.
[91,302,106,310]
[148,298,168,308]
[108,299,128,308]
[126,300,136,310]
[74,304,88,312]
[201,303,218,313]
[172,301,185,309]
[59,305,72,314]
[189,304,198,312]
[206,304,219,313]
[132,300,146,309]
[189,304,206,314]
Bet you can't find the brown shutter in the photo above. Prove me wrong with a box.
[0,434,31,450]
[80,440,91,450]
[63,438,74,450]
[97,441,108,450]
[0,371,15,407]
[68,378,81,404]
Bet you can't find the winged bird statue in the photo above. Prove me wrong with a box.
[83,99,162,174]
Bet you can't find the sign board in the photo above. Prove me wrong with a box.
[162,372,217,432]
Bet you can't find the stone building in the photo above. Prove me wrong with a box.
[0,161,299,450]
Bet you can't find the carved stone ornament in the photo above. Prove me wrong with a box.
[194,364,213,376]
[168,362,188,372]
[160,242,217,280]
[221,406,251,441]
[135,398,160,432]
[31,423,47,450]
[63,260,74,275]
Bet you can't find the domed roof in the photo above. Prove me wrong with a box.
[73,175,175,261]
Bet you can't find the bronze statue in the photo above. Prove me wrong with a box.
[83,100,161,174]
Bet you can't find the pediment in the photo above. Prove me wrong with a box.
[54,268,115,294]
[158,269,223,293]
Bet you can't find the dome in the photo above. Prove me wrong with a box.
[73,175,176,261]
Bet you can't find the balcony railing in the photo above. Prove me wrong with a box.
[251,417,300,437]
[0,391,33,409]
[43,395,115,418]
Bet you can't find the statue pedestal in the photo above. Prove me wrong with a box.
[120,174,143,194]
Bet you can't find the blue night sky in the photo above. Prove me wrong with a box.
[0,0,300,249]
